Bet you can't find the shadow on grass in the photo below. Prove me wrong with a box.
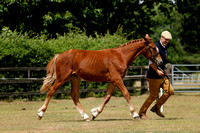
[154,117,183,120]
[92,118,135,122]
[165,117,183,120]
[56,118,140,122]
[56,117,183,122]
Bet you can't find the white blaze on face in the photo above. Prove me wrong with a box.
[156,47,159,53]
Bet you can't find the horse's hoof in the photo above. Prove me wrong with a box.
[91,107,99,120]
[85,118,90,122]
[37,114,42,120]
[134,116,140,119]
[37,110,44,120]
[132,112,140,119]
[92,115,96,120]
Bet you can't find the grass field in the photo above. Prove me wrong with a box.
[0,93,200,133]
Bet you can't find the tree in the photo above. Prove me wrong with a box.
[176,0,200,53]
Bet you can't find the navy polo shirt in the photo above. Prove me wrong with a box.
[147,40,168,79]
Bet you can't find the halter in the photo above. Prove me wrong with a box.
[144,41,159,58]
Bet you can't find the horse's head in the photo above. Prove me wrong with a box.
[142,34,163,67]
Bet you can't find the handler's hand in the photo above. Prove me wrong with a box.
[157,70,164,76]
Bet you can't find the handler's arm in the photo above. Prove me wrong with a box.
[150,63,164,76]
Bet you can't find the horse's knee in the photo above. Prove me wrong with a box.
[148,94,157,101]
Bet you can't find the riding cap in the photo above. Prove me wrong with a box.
[161,31,172,40]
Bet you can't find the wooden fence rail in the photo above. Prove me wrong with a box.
[0,66,148,99]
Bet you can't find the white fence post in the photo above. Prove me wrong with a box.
[160,88,163,112]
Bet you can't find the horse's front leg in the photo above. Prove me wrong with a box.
[91,83,115,120]
[114,78,140,119]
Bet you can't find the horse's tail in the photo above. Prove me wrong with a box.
[40,54,60,93]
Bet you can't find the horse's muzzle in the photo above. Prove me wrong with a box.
[155,58,163,67]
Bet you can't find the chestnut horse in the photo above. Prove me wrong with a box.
[37,34,162,121]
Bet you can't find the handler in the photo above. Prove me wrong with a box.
[139,31,174,120]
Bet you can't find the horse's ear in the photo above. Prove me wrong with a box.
[143,34,149,42]
[145,34,149,38]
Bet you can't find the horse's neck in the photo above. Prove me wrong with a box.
[117,41,145,67]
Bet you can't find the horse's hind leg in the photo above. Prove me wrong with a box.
[91,83,115,120]
[37,79,66,120]
[38,70,72,120]
[70,75,90,121]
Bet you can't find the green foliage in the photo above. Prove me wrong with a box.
[1,0,199,63]
[47,30,127,54]
[176,0,200,53]
[182,54,200,64]
[42,10,77,35]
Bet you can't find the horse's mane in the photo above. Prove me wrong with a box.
[115,39,144,49]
